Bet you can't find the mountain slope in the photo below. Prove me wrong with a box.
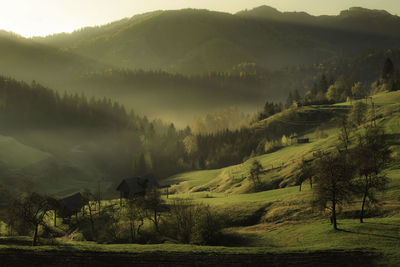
[38,7,400,74]
[0,31,106,88]
[164,90,400,193]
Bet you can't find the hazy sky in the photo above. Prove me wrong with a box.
[1,0,399,37]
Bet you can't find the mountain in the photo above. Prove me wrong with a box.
[237,6,400,37]
[1,7,400,125]
[0,30,106,88]
[36,7,400,74]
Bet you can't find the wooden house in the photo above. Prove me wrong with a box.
[116,174,159,199]
[59,192,88,218]
[290,136,310,144]
[297,138,310,144]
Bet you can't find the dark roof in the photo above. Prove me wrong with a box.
[60,192,87,212]
[117,174,159,194]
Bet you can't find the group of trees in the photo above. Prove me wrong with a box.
[0,77,134,130]
[285,57,399,107]
[2,186,224,246]
[371,57,400,93]
[0,76,197,183]
[191,108,252,135]
[5,192,58,246]
[258,102,283,121]
[297,109,392,229]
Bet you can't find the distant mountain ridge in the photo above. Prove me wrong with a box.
[237,6,400,37]
[0,6,400,124]
[31,6,400,74]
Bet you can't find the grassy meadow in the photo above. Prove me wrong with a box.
[1,91,400,265]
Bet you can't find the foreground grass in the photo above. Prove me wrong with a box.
[0,216,398,265]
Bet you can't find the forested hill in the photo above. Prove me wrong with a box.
[237,6,400,38]
[0,76,193,196]
[35,7,400,74]
[0,31,105,84]
[1,7,400,126]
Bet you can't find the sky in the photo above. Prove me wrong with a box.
[0,0,399,37]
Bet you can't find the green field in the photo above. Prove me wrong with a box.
[0,135,51,168]
[160,91,400,264]
[1,91,400,265]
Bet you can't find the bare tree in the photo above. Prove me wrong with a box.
[94,181,104,215]
[143,188,163,232]
[354,127,392,223]
[8,192,53,246]
[249,160,263,191]
[82,189,97,240]
[337,115,352,153]
[312,151,355,230]
[126,196,145,242]
[169,199,199,244]
[296,158,313,191]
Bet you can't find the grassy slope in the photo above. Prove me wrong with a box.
[162,91,400,263]
[0,92,399,265]
[0,135,51,169]
[0,134,107,196]
[164,108,343,194]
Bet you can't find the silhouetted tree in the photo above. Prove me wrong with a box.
[8,192,54,246]
[143,188,163,232]
[312,151,355,230]
[296,158,313,191]
[353,127,392,223]
[382,58,395,80]
[249,160,263,191]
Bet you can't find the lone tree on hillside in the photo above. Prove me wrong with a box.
[296,158,313,191]
[312,151,355,230]
[353,127,392,223]
[249,159,263,191]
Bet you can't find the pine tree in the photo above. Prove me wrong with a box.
[382,58,395,80]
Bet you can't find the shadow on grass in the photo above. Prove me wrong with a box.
[0,237,81,252]
[337,228,400,240]
[217,232,262,247]
[363,221,400,227]
[0,237,32,246]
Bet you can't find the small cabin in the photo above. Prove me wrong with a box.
[59,192,88,218]
[297,138,310,144]
[116,174,159,199]
[290,136,310,144]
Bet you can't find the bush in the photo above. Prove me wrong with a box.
[192,205,224,245]
[164,199,224,245]
[264,140,282,153]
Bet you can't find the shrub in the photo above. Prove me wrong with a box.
[165,199,224,245]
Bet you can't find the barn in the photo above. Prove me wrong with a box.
[59,192,88,218]
[116,174,159,199]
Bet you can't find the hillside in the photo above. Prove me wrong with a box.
[238,6,400,38]
[157,91,400,264]
[37,7,400,74]
[0,7,400,125]
[163,91,400,195]
[0,31,106,88]
[1,91,399,265]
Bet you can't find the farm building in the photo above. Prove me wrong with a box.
[59,192,88,218]
[297,138,310,144]
[116,174,159,199]
[290,135,310,144]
